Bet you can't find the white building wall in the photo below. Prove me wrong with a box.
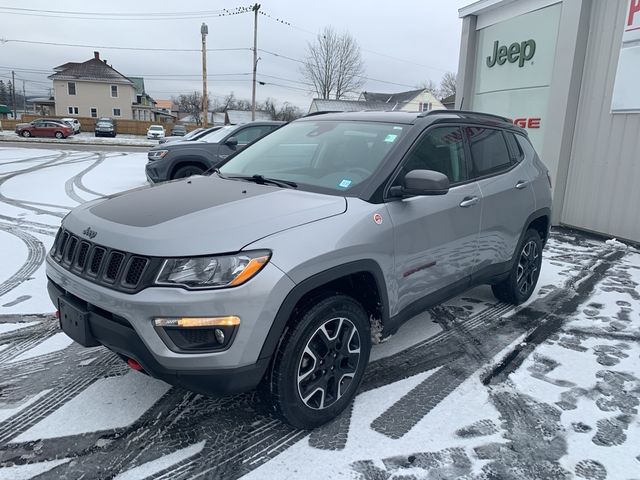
[53,80,135,119]
[560,0,640,242]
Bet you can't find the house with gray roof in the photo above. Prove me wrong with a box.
[309,88,446,114]
[48,52,139,120]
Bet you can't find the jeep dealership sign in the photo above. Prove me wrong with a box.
[472,4,561,151]
[611,0,640,112]
[486,40,536,68]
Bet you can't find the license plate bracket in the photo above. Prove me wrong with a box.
[58,296,100,347]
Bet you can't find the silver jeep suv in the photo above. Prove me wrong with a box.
[47,110,552,428]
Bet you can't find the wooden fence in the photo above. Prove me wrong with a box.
[0,116,198,136]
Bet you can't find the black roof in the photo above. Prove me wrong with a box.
[49,57,133,85]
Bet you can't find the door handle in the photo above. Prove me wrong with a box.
[515,180,529,189]
[459,196,479,208]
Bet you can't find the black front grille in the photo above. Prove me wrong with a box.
[105,252,125,282]
[89,247,105,276]
[50,228,156,293]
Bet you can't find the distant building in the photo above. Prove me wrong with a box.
[224,109,272,124]
[49,52,138,120]
[308,88,445,114]
[440,94,456,109]
[360,88,445,112]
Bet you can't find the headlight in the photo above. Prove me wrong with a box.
[155,250,271,289]
[148,149,169,160]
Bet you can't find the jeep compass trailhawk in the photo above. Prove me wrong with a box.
[47,110,552,428]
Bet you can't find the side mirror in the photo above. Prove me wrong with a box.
[390,169,450,197]
[225,136,238,147]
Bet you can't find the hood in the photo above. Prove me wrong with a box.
[63,176,347,257]
[149,141,211,152]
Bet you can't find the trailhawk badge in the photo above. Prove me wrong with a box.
[82,227,98,239]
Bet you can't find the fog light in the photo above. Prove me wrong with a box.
[214,328,225,344]
[153,316,240,328]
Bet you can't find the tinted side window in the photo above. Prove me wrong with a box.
[466,127,512,177]
[235,126,269,145]
[397,126,468,184]
[504,131,524,163]
[515,134,538,161]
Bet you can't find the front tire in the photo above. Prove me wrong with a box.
[492,228,543,304]
[55,132,64,139]
[22,130,31,137]
[172,164,204,180]
[262,294,371,429]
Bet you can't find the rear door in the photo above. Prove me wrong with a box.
[31,120,45,136]
[386,125,481,315]
[465,126,536,270]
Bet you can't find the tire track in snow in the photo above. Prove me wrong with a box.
[64,152,106,203]
[0,223,46,299]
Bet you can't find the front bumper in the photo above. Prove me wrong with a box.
[46,256,295,394]
[145,161,166,183]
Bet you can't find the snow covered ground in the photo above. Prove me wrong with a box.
[0,146,639,479]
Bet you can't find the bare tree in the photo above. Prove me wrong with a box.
[259,98,302,121]
[439,72,457,99]
[301,26,365,99]
[417,79,438,96]
[174,92,209,125]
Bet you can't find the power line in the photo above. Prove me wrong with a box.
[0,6,255,21]
[1,39,251,53]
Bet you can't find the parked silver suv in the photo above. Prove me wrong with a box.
[46,111,552,428]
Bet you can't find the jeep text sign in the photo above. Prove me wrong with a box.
[486,40,536,68]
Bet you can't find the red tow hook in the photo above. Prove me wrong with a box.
[127,358,144,372]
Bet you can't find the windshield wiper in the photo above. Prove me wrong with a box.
[225,174,298,189]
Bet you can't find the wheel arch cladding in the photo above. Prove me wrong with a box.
[258,260,389,361]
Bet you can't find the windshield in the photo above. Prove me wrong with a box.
[219,120,406,194]
[149,126,163,130]
[198,125,234,143]
[96,122,112,127]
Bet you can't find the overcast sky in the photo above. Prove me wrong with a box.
[0,0,469,111]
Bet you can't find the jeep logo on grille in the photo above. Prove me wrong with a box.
[82,227,97,239]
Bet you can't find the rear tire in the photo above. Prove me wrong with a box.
[22,130,31,137]
[492,228,543,304]
[261,294,371,429]
[172,165,204,180]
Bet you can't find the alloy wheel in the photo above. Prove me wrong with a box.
[297,317,361,410]
[517,240,539,295]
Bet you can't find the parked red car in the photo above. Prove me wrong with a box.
[15,119,73,139]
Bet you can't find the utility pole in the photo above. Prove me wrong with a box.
[22,80,26,114]
[251,3,260,121]
[11,70,16,119]
[201,22,209,127]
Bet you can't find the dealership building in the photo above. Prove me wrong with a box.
[456,0,640,243]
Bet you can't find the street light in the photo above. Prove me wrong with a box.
[201,22,208,127]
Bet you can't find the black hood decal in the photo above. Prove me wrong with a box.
[90,176,275,227]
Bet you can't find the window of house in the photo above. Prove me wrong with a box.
[113,108,121,117]
[466,127,512,177]
[90,108,97,118]
[111,85,118,97]
[395,126,468,185]
[68,82,76,95]
[67,106,79,115]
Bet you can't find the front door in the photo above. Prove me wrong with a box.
[386,126,481,316]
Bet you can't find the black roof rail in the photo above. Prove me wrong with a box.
[302,110,344,118]
[418,109,512,123]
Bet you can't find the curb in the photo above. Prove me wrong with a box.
[0,136,155,148]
